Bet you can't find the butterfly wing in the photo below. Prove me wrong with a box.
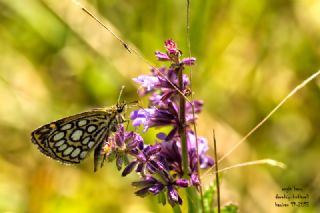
[31,110,116,164]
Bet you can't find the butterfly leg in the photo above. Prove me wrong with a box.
[100,153,106,169]
[124,119,130,130]
[93,142,104,172]
[100,133,108,169]
[116,114,130,130]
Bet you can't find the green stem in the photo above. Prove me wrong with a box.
[173,205,182,213]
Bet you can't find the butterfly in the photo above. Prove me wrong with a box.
[31,101,127,172]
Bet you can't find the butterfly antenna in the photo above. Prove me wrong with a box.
[117,85,125,105]
[127,100,139,108]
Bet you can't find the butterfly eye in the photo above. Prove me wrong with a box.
[117,102,127,113]
[117,107,123,113]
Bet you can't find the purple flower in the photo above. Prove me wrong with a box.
[114,39,214,207]
[154,39,180,62]
[122,143,165,176]
[165,39,179,55]
[132,173,188,206]
[132,176,162,197]
[103,125,144,170]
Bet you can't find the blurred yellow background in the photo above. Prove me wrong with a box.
[0,0,319,212]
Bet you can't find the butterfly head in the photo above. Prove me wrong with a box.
[116,102,127,113]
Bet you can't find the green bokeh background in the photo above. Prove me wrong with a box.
[0,0,319,212]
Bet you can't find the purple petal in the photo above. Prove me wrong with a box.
[159,141,181,164]
[132,176,157,187]
[200,156,214,169]
[187,131,208,154]
[156,132,167,140]
[134,186,150,197]
[132,119,144,127]
[130,109,155,131]
[146,161,158,173]
[137,152,147,162]
[155,51,170,61]
[144,144,161,156]
[136,162,144,173]
[127,133,143,150]
[165,39,178,55]
[149,93,163,106]
[167,185,182,205]
[149,183,164,194]
[175,179,189,188]
[115,133,123,147]
[186,100,203,114]
[116,156,123,171]
[181,57,196,65]
[124,131,134,142]
[129,149,139,156]
[166,127,178,141]
[191,173,200,186]
[133,75,159,92]
[137,140,144,150]
[122,161,138,176]
[154,160,167,172]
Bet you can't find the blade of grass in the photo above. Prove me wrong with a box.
[202,159,286,178]
[213,130,221,213]
[218,70,320,163]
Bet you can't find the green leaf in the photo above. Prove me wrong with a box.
[107,152,116,162]
[186,187,200,213]
[203,184,215,213]
[158,191,166,206]
[218,203,238,213]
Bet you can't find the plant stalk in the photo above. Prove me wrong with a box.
[177,64,198,212]
[177,64,189,179]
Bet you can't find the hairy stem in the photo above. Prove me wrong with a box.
[177,64,198,212]
[177,65,189,178]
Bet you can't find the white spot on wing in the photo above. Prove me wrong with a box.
[54,140,65,147]
[58,144,67,151]
[80,151,87,159]
[88,141,95,149]
[53,132,65,141]
[63,147,74,155]
[71,148,81,157]
[61,123,72,130]
[78,120,87,127]
[40,127,51,133]
[87,125,97,133]
[82,136,90,145]
[71,129,83,141]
